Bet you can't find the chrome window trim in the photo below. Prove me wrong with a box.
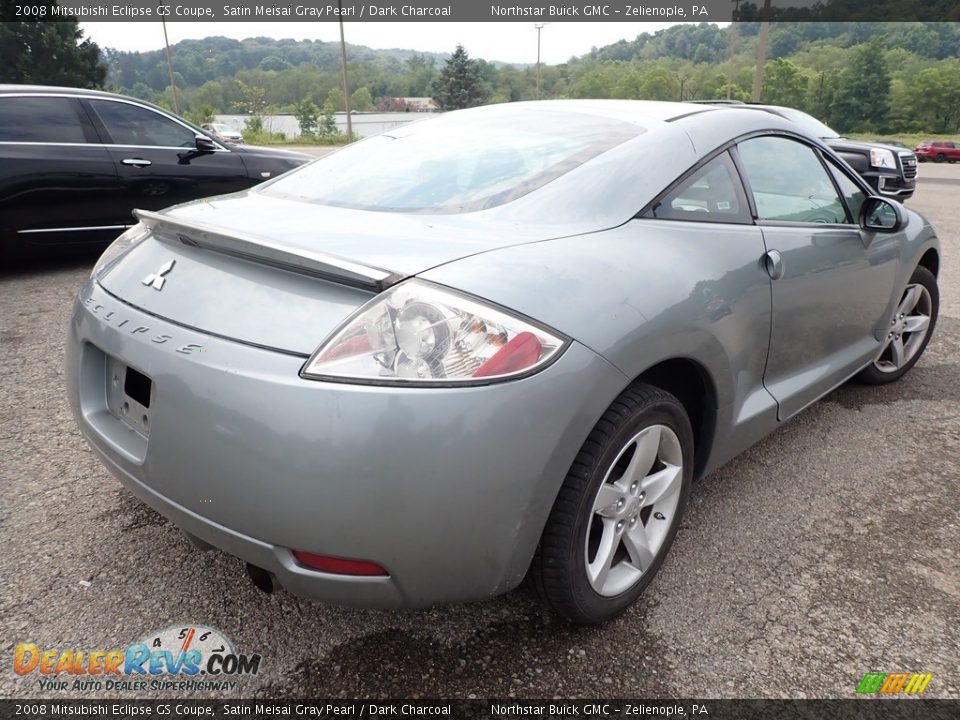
[0,92,229,152]
[18,224,134,234]
[0,140,230,152]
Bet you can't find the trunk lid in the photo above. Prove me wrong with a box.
[97,192,583,355]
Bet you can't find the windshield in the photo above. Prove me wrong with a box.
[261,108,642,214]
[772,107,839,139]
[213,124,233,132]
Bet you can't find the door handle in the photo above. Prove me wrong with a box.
[763,250,785,280]
[121,158,152,167]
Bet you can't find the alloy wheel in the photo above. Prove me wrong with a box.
[874,283,933,373]
[585,424,683,597]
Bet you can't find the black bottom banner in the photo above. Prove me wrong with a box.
[3,700,959,720]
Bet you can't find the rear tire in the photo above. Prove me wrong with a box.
[934,153,946,163]
[856,265,938,385]
[527,383,693,625]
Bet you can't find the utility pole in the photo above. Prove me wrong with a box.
[337,0,353,140]
[751,0,772,103]
[159,12,180,115]
[816,71,825,116]
[727,0,741,100]
[535,23,549,100]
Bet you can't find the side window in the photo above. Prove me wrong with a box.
[644,152,751,224]
[0,97,89,143]
[825,159,866,224]
[88,100,196,148]
[738,136,850,224]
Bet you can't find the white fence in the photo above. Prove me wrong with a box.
[213,112,432,139]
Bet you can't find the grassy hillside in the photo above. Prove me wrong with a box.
[101,22,960,136]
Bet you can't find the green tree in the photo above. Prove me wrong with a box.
[893,63,960,133]
[432,45,487,110]
[294,99,319,138]
[639,66,681,100]
[184,105,215,126]
[325,88,346,111]
[317,98,341,141]
[258,55,292,71]
[761,58,811,109]
[830,40,891,133]
[0,11,107,88]
[236,79,268,116]
[405,54,437,96]
[351,87,374,112]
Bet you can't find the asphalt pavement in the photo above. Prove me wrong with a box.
[1,167,958,700]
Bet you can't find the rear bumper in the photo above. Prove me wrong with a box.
[66,281,626,608]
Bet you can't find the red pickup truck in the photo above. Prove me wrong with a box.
[914,140,960,163]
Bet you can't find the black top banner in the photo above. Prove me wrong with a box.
[4,0,960,23]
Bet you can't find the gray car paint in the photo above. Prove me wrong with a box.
[67,100,940,608]
[67,282,627,606]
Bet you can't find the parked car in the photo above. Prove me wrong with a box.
[692,101,918,200]
[914,140,960,163]
[68,101,940,624]
[202,122,244,144]
[0,85,310,257]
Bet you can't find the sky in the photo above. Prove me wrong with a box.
[79,21,711,65]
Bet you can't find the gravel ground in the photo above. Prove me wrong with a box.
[1,169,957,701]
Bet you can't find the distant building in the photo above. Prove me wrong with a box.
[376,97,439,112]
[402,97,439,111]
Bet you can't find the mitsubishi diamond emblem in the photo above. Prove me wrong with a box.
[142,259,176,290]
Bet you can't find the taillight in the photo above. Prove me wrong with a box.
[301,279,566,385]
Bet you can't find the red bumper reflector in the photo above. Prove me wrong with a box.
[292,551,387,576]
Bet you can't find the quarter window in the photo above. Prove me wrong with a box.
[88,100,196,148]
[644,152,751,224]
[738,136,850,224]
[0,97,89,143]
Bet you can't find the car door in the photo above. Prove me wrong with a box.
[0,94,124,247]
[639,151,777,451]
[735,134,900,420]
[81,98,248,217]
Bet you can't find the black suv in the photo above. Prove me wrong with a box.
[692,102,917,201]
[0,85,312,256]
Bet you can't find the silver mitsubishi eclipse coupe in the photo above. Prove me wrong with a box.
[67,101,940,624]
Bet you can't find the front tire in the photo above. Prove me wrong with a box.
[527,384,693,625]
[856,265,938,385]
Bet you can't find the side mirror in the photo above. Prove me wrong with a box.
[195,135,217,153]
[859,196,904,233]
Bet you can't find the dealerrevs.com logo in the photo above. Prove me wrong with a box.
[13,625,261,693]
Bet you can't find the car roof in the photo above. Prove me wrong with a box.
[0,84,136,99]
[412,99,719,128]
[0,84,210,132]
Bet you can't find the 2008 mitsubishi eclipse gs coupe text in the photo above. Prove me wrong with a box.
[67,101,941,625]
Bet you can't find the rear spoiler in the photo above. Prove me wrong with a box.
[133,209,405,292]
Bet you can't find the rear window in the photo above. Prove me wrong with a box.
[0,96,88,143]
[772,107,839,140]
[261,108,642,214]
